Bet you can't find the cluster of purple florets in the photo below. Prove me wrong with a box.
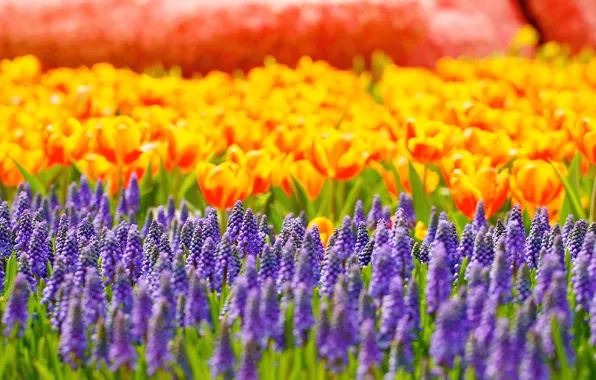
[0,176,593,379]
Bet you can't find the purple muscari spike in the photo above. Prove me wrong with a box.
[211,320,235,380]
[423,211,439,252]
[346,258,363,305]
[562,214,575,246]
[511,298,538,369]
[77,215,95,243]
[258,215,269,247]
[434,220,456,271]
[141,241,159,280]
[357,319,382,379]
[316,303,331,360]
[302,230,321,284]
[186,222,203,269]
[382,206,392,225]
[388,316,415,375]
[170,334,191,378]
[425,242,451,314]
[583,234,596,278]
[456,224,475,264]
[465,294,498,377]
[398,193,416,228]
[467,285,486,328]
[567,219,588,261]
[310,224,325,260]
[82,267,106,327]
[66,182,80,209]
[320,246,344,299]
[226,200,244,241]
[109,311,137,371]
[28,221,49,278]
[393,208,409,230]
[123,224,143,280]
[41,255,67,307]
[114,220,130,254]
[91,319,109,367]
[546,223,561,252]
[11,191,29,230]
[354,221,369,257]
[97,193,113,229]
[405,276,420,331]
[156,205,168,231]
[293,283,314,346]
[371,221,390,261]
[179,220,194,252]
[493,219,506,243]
[40,197,51,224]
[486,319,515,379]
[51,275,74,331]
[115,191,128,223]
[227,276,249,324]
[91,179,104,210]
[242,290,263,344]
[179,199,189,224]
[520,332,550,380]
[152,265,176,307]
[260,245,279,284]
[78,175,92,209]
[393,226,413,280]
[516,264,532,303]
[49,186,61,211]
[146,298,174,376]
[198,236,216,282]
[166,196,176,224]
[332,281,358,346]
[213,233,239,292]
[277,237,296,292]
[469,228,492,269]
[549,234,566,270]
[589,292,596,346]
[525,222,543,269]
[358,239,374,268]
[537,287,573,362]
[488,240,512,304]
[572,248,593,312]
[100,229,121,285]
[237,209,260,258]
[243,254,258,291]
[158,231,173,262]
[367,194,383,229]
[140,212,153,239]
[291,218,306,249]
[353,200,366,228]
[126,173,140,215]
[535,254,562,304]
[369,243,398,303]
[359,291,377,326]
[59,292,87,368]
[0,201,9,225]
[74,243,96,287]
[55,214,69,257]
[18,251,37,289]
[67,205,79,234]
[324,228,339,258]
[185,269,211,329]
[51,208,61,236]
[131,279,153,342]
[14,209,33,254]
[204,212,221,245]
[261,280,283,347]
[326,303,351,373]
[507,219,526,271]
[2,273,30,337]
[172,250,189,297]
[379,276,404,349]
[472,200,487,232]
[430,291,468,369]
[334,215,354,260]
[146,219,164,247]
[112,264,134,314]
[237,338,260,380]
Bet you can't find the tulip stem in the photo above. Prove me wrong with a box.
[590,172,596,223]
[423,164,428,194]
[330,180,336,223]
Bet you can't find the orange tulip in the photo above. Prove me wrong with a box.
[45,118,91,166]
[509,159,567,215]
[569,117,596,164]
[196,161,253,209]
[405,119,458,163]
[95,116,145,165]
[291,160,326,200]
[165,126,212,173]
[462,128,515,167]
[308,216,334,247]
[227,145,274,195]
[371,158,439,196]
[449,167,510,219]
[440,150,493,180]
[0,143,46,187]
[309,129,368,180]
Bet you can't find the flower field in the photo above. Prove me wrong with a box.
[2,43,596,379]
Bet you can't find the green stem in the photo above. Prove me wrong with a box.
[423,164,428,195]
[590,172,596,222]
[330,180,336,223]
[336,181,345,221]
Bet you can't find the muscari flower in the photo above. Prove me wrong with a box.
[316,303,331,360]
[511,298,538,369]
[353,200,366,228]
[486,318,515,379]
[423,207,438,247]
[0,218,12,258]
[404,276,420,331]
[146,297,175,376]
[14,209,33,254]
[28,221,49,278]
[567,219,588,261]
[172,250,189,297]
[2,273,30,337]
[100,229,121,285]
[379,276,404,349]
[472,200,487,232]
[59,291,87,368]
[520,331,550,380]
[293,248,315,290]
[185,269,211,330]
[393,226,412,280]
[123,224,143,280]
[112,263,134,314]
[387,316,415,377]
[426,242,451,314]
[572,247,593,312]
[367,194,383,229]
[357,319,382,380]
[126,173,140,215]
[82,267,106,327]
[18,250,37,290]
[293,283,314,347]
[131,279,153,342]
[488,240,512,304]
[238,209,260,258]
[320,246,344,299]
[525,222,543,269]
[562,214,575,246]
[358,237,374,268]
[334,215,354,260]
[91,319,109,367]
[261,280,283,348]
[310,224,325,260]
[109,310,137,371]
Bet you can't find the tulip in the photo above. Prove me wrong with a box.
[449,167,509,219]
[0,143,46,187]
[165,126,213,173]
[461,128,515,167]
[44,118,91,166]
[227,145,274,195]
[309,129,368,181]
[569,117,596,165]
[509,159,567,216]
[196,161,252,210]
[371,158,439,196]
[440,150,493,180]
[290,160,326,200]
[95,117,145,165]
[405,119,458,164]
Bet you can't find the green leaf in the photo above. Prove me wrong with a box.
[12,159,46,195]
[290,176,315,220]
[338,178,364,221]
[386,160,405,195]
[408,162,430,223]
[550,159,586,219]
[456,256,470,290]
[177,172,197,201]
[140,160,153,192]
